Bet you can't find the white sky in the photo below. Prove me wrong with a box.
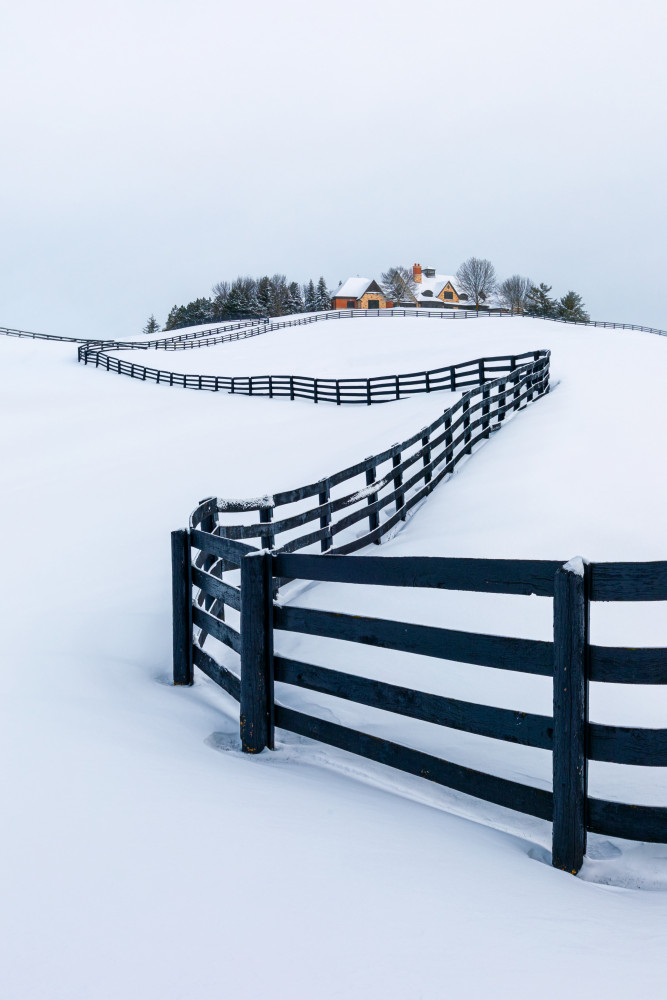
[1,0,666,338]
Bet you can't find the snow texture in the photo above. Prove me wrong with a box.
[1,315,666,999]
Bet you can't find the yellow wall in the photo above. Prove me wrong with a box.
[359,290,388,309]
[437,282,460,305]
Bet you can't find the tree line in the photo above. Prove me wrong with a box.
[144,274,332,333]
[143,259,591,334]
[381,260,590,322]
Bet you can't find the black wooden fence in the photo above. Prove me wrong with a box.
[4,306,667,353]
[78,336,549,405]
[188,352,549,562]
[172,534,667,876]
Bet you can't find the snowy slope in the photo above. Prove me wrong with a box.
[1,317,666,999]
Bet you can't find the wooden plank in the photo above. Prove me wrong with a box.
[171,529,193,685]
[193,645,241,702]
[587,797,667,843]
[274,706,553,821]
[552,559,589,874]
[274,605,553,675]
[190,528,254,564]
[192,605,241,654]
[589,562,667,601]
[191,565,241,611]
[275,656,553,747]
[588,723,667,766]
[240,551,274,752]
[272,553,561,596]
[589,645,667,684]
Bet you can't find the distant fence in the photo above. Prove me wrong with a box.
[188,352,549,563]
[4,306,665,362]
[78,342,548,405]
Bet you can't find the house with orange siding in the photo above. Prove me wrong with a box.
[331,277,390,310]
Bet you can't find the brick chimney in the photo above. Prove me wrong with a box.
[413,262,422,283]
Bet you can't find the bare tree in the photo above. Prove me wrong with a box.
[381,265,417,304]
[498,274,532,314]
[455,257,497,310]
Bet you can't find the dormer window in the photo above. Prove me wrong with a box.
[422,289,433,297]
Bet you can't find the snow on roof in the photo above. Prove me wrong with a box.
[415,273,463,301]
[334,277,375,299]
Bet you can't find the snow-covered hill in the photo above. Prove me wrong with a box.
[1,315,666,999]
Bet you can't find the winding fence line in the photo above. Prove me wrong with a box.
[4,307,666,871]
[79,345,548,404]
[167,323,667,873]
[3,306,666,356]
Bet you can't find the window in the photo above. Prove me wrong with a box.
[367,299,380,309]
[443,291,454,300]
[347,300,356,309]
[422,289,433,297]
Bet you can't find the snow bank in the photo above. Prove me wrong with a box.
[1,317,666,999]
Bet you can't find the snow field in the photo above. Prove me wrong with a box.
[1,315,666,998]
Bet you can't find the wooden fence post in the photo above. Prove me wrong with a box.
[512,360,521,411]
[240,551,274,753]
[552,558,589,874]
[365,465,380,540]
[392,452,405,518]
[444,412,453,469]
[463,397,472,454]
[482,384,490,438]
[319,482,332,551]
[171,529,193,685]
[259,506,274,550]
[422,430,432,484]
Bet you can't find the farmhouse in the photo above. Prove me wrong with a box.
[332,264,502,311]
[331,277,389,310]
[410,263,468,308]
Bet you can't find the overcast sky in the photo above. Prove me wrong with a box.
[2,0,666,338]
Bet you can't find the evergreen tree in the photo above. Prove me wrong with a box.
[556,291,590,323]
[143,314,160,335]
[286,281,304,315]
[269,274,289,316]
[315,276,330,311]
[256,276,272,316]
[164,304,189,330]
[225,277,259,319]
[224,282,246,319]
[525,283,557,318]
[304,279,317,312]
